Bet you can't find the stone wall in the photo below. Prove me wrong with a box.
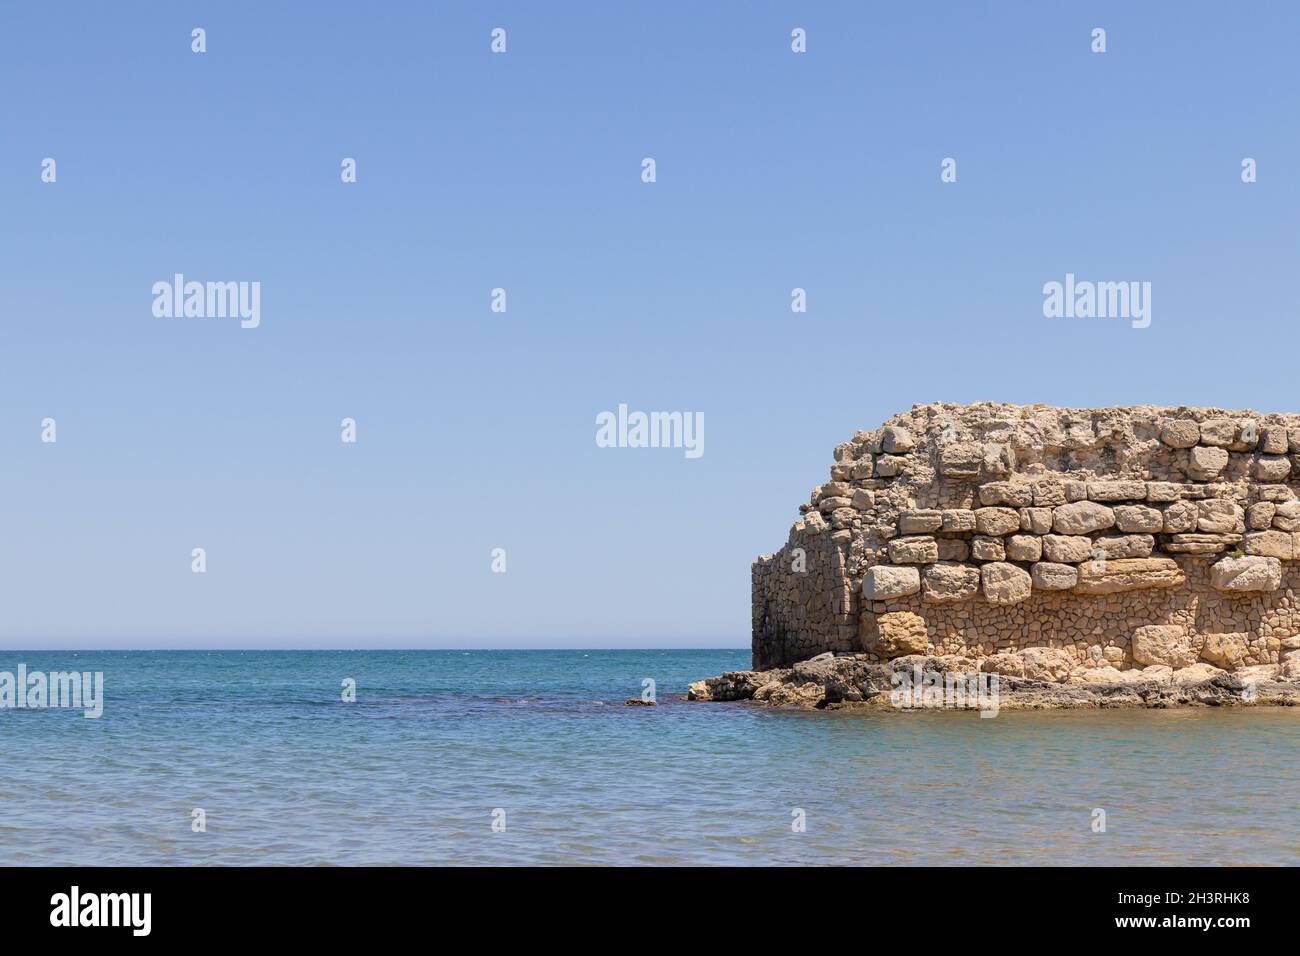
[752,403,1300,681]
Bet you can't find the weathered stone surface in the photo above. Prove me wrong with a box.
[1092,534,1155,559]
[1132,625,1197,668]
[974,507,1020,536]
[980,652,1024,677]
[1018,647,1073,683]
[1088,481,1147,502]
[938,442,982,478]
[1042,534,1092,563]
[1005,534,1042,562]
[979,481,1033,507]
[936,538,969,561]
[1031,479,1067,507]
[1243,530,1297,560]
[1052,501,1115,535]
[1197,500,1244,534]
[863,610,928,658]
[1162,532,1241,554]
[880,426,915,454]
[1161,500,1199,533]
[1255,455,1291,482]
[1209,555,1282,593]
[970,536,1005,561]
[1262,425,1290,454]
[980,562,1032,605]
[898,509,943,533]
[1113,504,1163,533]
[1019,507,1053,534]
[861,565,920,600]
[1145,481,1183,503]
[887,535,939,564]
[1030,561,1078,590]
[1274,500,1300,531]
[1247,502,1276,530]
[1199,418,1254,450]
[1159,419,1200,448]
[921,562,981,603]
[1073,558,1184,594]
[1187,445,1229,481]
[875,455,906,477]
[1171,663,1228,684]
[941,509,977,532]
[1200,632,1250,669]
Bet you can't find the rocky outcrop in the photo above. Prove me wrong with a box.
[745,403,1300,692]
[686,651,1300,710]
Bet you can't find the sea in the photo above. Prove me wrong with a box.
[1,649,1297,866]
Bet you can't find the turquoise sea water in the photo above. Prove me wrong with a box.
[1,649,1298,866]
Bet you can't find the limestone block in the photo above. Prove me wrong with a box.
[974,507,1020,536]
[861,565,920,600]
[1198,500,1244,534]
[920,563,981,603]
[1087,481,1147,502]
[938,442,982,478]
[1005,534,1042,562]
[1113,504,1163,533]
[1255,455,1291,482]
[1273,500,1300,531]
[1161,500,1199,533]
[898,509,942,533]
[1052,501,1115,535]
[1187,445,1229,480]
[1092,534,1155,559]
[1063,481,1089,502]
[1145,482,1183,503]
[863,610,929,658]
[978,481,1033,507]
[1042,534,1092,563]
[1243,530,1297,560]
[1031,479,1066,507]
[1246,502,1276,530]
[970,536,1005,561]
[880,426,915,454]
[1132,625,1198,668]
[1262,425,1290,454]
[1072,557,1184,594]
[1019,507,1053,534]
[1199,417,1253,450]
[1171,662,1229,684]
[980,562,1032,605]
[940,509,976,532]
[1200,633,1251,669]
[1209,555,1282,593]
[1159,419,1200,448]
[1162,532,1241,554]
[875,455,907,477]
[1030,561,1078,590]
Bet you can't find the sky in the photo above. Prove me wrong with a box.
[2,2,1298,647]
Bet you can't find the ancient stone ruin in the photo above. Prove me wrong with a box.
[750,402,1300,687]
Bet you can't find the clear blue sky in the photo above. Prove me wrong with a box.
[2,2,1297,647]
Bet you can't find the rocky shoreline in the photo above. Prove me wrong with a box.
[687,651,1300,711]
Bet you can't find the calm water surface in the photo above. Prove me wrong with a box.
[1,650,1296,865]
